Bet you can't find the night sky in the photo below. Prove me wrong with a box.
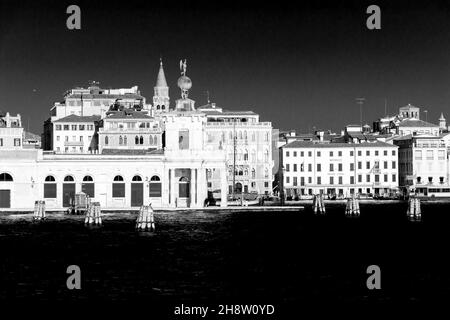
[1,0,450,134]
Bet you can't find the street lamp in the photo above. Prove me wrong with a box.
[280,165,286,206]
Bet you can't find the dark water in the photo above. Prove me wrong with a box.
[1,203,450,314]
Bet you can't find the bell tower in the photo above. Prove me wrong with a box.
[153,58,170,113]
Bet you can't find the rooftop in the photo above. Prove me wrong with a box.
[399,118,438,128]
[54,115,101,123]
[283,140,397,149]
[106,110,152,119]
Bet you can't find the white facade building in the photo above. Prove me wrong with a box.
[395,133,450,196]
[52,115,100,154]
[0,112,23,150]
[281,141,399,198]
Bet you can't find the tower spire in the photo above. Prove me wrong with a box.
[156,58,168,87]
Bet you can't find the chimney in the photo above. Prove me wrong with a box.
[319,131,324,142]
[211,103,216,108]
[290,130,296,137]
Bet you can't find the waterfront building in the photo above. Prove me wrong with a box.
[0,59,274,210]
[394,133,450,196]
[98,109,162,154]
[199,103,273,195]
[280,140,399,198]
[51,115,100,154]
[0,111,23,150]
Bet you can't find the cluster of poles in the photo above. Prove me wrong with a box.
[33,201,157,231]
[311,194,422,220]
[84,202,102,226]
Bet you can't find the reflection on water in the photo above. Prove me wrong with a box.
[1,203,450,306]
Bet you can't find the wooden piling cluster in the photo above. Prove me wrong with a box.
[136,205,155,231]
[345,195,360,217]
[33,200,46,221]
[407,197,421,221]
[84,202,102,226]
[312,194,326,214]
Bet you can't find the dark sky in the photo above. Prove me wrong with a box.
[1,0,450,134]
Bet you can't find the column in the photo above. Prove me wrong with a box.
[169,168,176,207]
[197,168,208,208]
[220,167,228,207]
[162,167,170,207]
[190,168,196,208]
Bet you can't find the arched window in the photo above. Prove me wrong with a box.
[64,175,74,182]
[149,135,154,145]
[244,168,249,176]
[44,175,56,198]
[124,136,127,145]
[0,173,13,181]
[119,136,123,145]
[135,136,139,145]
[105,136,109,145]
[154,136,158,145]
[179,177,190,198]
[162,105,165,110]
[264,149,269,162]
[82,175,94,197]
[264,168,269,179]
[139,136,144,144]
[132,175,142,182]
[112,175,125,197]
[239,131,243,139]
[244,131,247,140]
[244,149,249,161]
[251,168,256,179]
[157,105,160,110]
[149,175,162,197]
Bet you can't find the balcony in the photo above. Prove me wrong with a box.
[64,141,84,146]
[206,122,271,127]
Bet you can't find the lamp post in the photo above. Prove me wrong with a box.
[280,165,285,206]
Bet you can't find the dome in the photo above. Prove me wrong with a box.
[177,75,192,91]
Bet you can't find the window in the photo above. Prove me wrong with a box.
[375,151,379,156]
[285,164,290,172]
[329,164,334,172]
[338,163,342,172]
[149,135,154,145]
[350,151,354,156]
[392,150,396,156]
[330,177,334,185]
[44,175,57,198]
[286,151,290,157]
[124,136,127,145]
[139,136,144,145]
[338,151,342,156]
[428,177,433,184]
[149,176,162,197]
[293,177,298,186]
[426,150,433,160]
[317,164,321,172]
[135,136,139,145]
[317,177,321,185]
[0,173,13,181]
[350,163,354,171]
[350,176,354,184]
[366,175,370,182]
[329,151,333,157]
[384,174,388,182]
[308,164,312,172]
[251,169,256,179]
[71,125,77,130]
[79,125,85,130]
[438,150,445,160]
[338,177,343,184]
[63,125,69,130]
[82,175,95,197]
[308,151,312,157]
[0,138,2,146]
[293,151,297,157]
[105,136,109,145]
[366,150,370,156]
[179,177,190,197]
[358,162,362,169]
[392,161,396,169]
[293,164,297,172]
[358,175,362,183]
[55,125,62,130]
[132,175,142,182]
[366,161,370,169]
[64,175,74,182]
[119,136,123,145]
[384,150,388,156]
[384,161,388,169]
[375,175,379,183]
[415,150,422,160]
[14,138,21,146]
[317,151,321,157]
[358,151,362,156]
[179,130,189,150]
